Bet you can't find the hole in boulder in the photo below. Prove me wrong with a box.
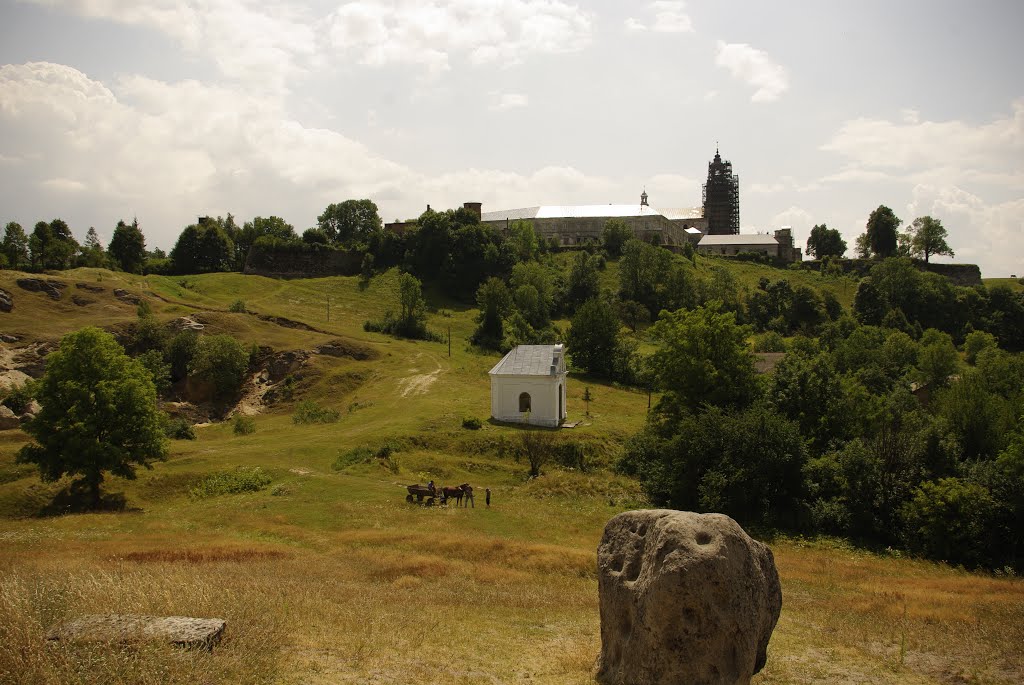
[695,531,713,545]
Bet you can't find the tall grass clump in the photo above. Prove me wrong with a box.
[189,467,271,498]
[233,415,256,435]
[292,400,340,425]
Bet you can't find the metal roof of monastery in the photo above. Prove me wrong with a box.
[659,207,704,221]
[489,345,566,376]
[698,233,779,246]
[482,204,671,221]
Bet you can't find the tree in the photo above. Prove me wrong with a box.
[864,205,901,258]
[317,199,382,245]
[648,303,757,415]
[901,478,997,567]
[566,297,620,378]
[17,327,167,507]
[520,429,555,477]
[602,219,633,258]
[108,219,147,273]
[806,223,847,259]
[170,220,234,274]
[2,221,29,269]
[236,216,296,269]
[908,216,954,263]
[472,277,513,350]
[565,251,600,312]
[854,233,872,259]
[505,220,538,261]
[618,238,673,314]
[191,334,249,402]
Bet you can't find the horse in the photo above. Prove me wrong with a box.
[441,483,471,507]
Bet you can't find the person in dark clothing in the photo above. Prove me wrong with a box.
[485,488,491,507]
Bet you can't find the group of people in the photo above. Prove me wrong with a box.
[425,481,492,508]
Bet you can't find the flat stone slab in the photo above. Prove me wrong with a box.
[46,614,226,650]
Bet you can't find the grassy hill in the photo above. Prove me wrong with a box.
[1,261,1022,684]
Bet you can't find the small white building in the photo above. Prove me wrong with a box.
[489,344,567,427]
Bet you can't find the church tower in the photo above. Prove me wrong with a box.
[702,146,740,235]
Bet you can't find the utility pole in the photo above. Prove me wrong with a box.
[447,325,451,357]
[326,292,330,322]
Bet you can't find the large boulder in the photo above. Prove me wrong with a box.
[0,405,21,430]
[0,287,13,312]
[16,278,66,300]
[596,510,782,685]
[47,614,226,651]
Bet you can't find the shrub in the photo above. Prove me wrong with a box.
[293,399,340,425]
[228,299,247,313]
[191,334,249,401]
[189,467,271,498]
[233,415,256,435]
[333,446,375,470]
[164,416,196,440]
[753,331,787,353]
[462,417,483,430]
[1,381,35,414]
[332,441,402,471]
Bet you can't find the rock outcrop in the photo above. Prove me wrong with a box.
[46,614,226,651]
[0,287,12,312]
[0,405,20,430]
[16,278,66,300]
[113,288,141,305]
[596,510,782,685]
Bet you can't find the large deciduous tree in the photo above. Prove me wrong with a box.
[317,199,382,246]
[17,327,167,507]
[2,222,29,269]
[108,218,147,273]
[566,297,621,378]
[864,205,901,258]
[648,303,757,416]
[806,223,847,259]
[908,216,954,263]
[472,277,513,350]
[602,219,633,257]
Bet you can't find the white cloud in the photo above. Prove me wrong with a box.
[714,41,789,102]
[25,0,318,90]
[770,205,813,230]
[626,2,693,34]
[489,92,529,111]
[702,90,718,102]
[326,0,593,76]
[624,17,646,32]
[907,184,1024,275]
[821,100,1024,187]
[42,178,88,192]
[0,61,648,249]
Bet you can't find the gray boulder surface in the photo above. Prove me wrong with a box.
[596,510,782,685]
[0,287,12,312]
[0,405,20,430]
[16,278,66,300]
[46,614,226,650]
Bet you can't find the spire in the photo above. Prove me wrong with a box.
[640,188,649,207]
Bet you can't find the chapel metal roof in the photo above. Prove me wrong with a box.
[489,345,566,376]
[698,233,779,246]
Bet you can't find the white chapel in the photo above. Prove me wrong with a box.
[489,344,567,427]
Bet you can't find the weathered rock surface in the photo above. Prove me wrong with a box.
[0,405,20,430]
[113,288,142,305]
[75,282,105,293]
[46,614,226,650]
[16,278,66,300]
[0,287,13,312]
[71,295,94,307]
[596,510,782,685]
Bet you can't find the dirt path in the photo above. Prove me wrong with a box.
[397,354,445,398]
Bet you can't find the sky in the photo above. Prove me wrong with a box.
[0,0,1021,277]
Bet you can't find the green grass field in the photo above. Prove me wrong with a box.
[1,262,1022,684]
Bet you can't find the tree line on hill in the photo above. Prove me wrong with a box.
[805,205,955,263]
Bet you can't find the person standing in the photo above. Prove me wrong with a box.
[465,485,474,508]
[485,488,491,508]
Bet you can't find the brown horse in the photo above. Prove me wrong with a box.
[441,483,470,507]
